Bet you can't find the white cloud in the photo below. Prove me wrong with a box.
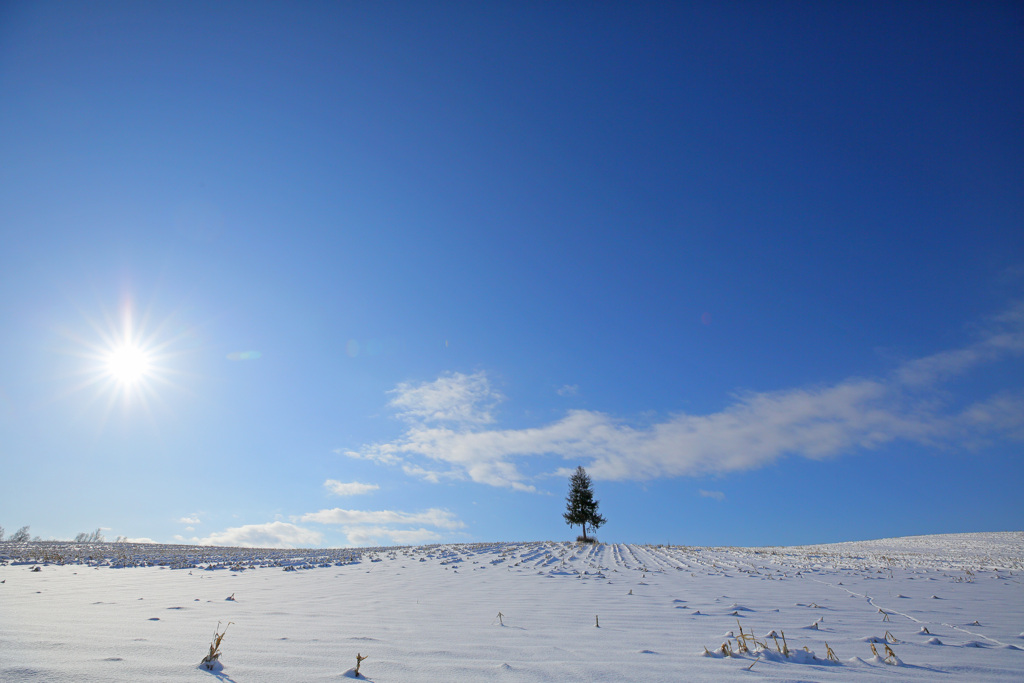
[324,480,380,496]
[557,384,579,397]
[199,522,323,549]
[299,507,464,530]
[342,306,1024,490]
[177,516,201,525]
[896,330,1024,386]
[340,526,443,546]
[298,507,464,547]
[699,490,725,501]
[389,371,502,425]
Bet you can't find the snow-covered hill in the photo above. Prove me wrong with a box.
[2,533,1021,681]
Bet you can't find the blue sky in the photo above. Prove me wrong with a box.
[1,1,1022,548]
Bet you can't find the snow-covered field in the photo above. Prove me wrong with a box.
[2,532,1022,681]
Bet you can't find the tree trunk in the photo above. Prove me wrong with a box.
[581,522,588,541]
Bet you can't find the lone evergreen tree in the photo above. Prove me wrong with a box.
[563,466,606,542]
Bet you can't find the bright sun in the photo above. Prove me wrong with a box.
[61,299,189,418]
[106,344,152,384]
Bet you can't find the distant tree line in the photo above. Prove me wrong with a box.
[0,525,126,543]
[74,528,106,543]
[0,525,32,542]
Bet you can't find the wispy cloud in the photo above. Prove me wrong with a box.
[324,480,379,496]
[895,316,1024,386]
[177,516,201,525]
[699,490,725,501]
[389,371,502,425]
[341,306,1024,490]
[340,526,444,546]
[557,384,579,397]
[299,507,464,529]
[298,507,464,547]
[199,522,323,549]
